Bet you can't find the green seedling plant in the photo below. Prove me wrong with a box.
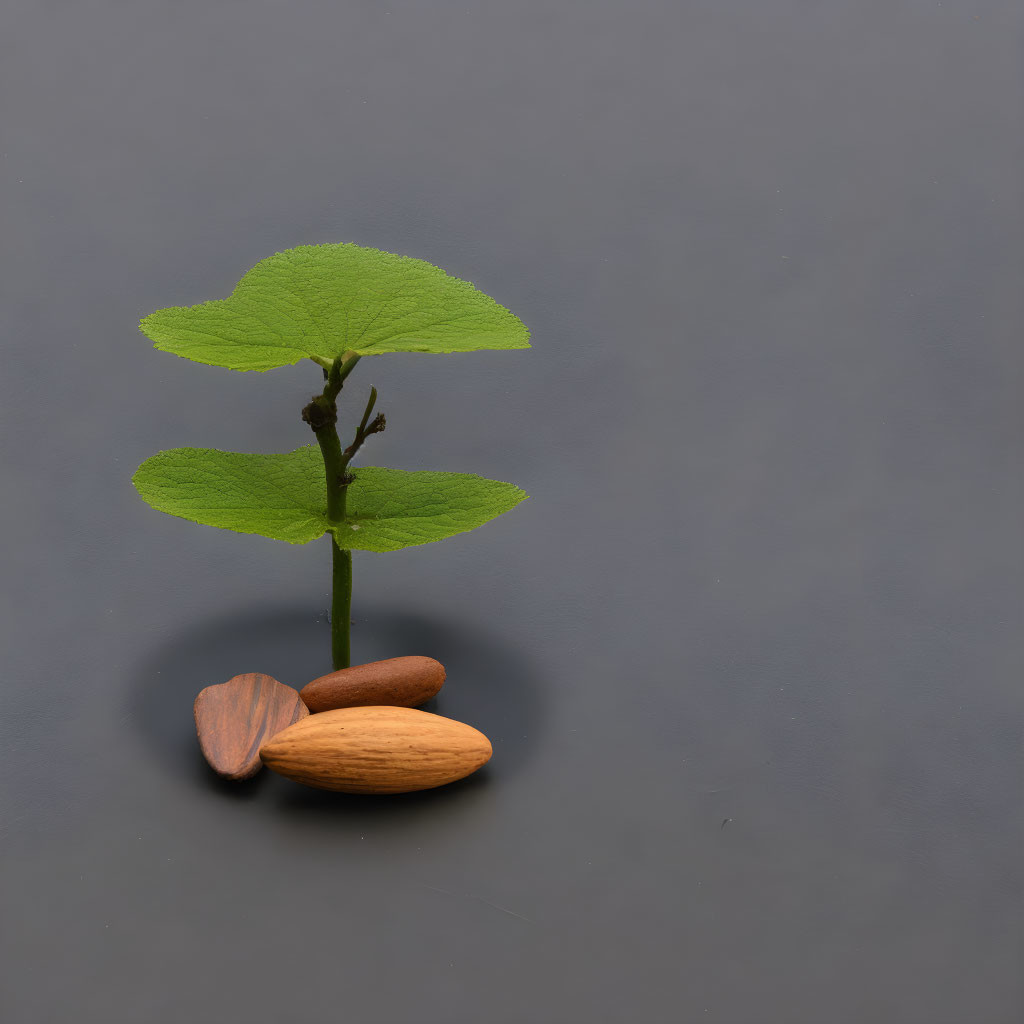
[133,243,529,669]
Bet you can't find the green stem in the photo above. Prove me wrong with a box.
[302,352,361,670]
[315,425,347,522]
[315,418,352,670]
[331,539,352,670]
[302,352,383,671]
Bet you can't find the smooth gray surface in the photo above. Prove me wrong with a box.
[2,3,1022,1022]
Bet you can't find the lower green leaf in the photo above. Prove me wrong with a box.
[132,446,330,544]
[132,446,527,551]
[334,466,527,552]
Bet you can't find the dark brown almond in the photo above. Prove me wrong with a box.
[194,673,309,780]
[260,706,492,793]
[299,656,445,713]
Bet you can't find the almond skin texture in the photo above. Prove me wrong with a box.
[194,673,309,780]
[259,706,492,793]
[299,656,446,713]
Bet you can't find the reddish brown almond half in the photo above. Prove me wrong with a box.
[194,673,309,781]
[260,706,491,794]
[300,656,446,713]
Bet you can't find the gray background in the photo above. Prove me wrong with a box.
[2,2,1021,1022]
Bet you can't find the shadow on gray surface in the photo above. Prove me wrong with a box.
[130,604,544,814]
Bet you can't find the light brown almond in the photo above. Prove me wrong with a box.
[259,706,491,793]
[299,656,446,713]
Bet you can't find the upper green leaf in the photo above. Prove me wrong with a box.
[132,446,527,551]
[140,243,530,371]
